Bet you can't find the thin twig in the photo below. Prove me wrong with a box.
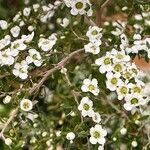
[29,48,84,95]
[0,108,19,139]
[97,0,112,26]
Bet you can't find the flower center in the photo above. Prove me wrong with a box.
[93,131,100,139]
[83,103,90,110]
[14,43,20,49]
[88,84,95,91]
[104,58,111,65]
[75,2,84,9]
[133,86,141,93]
[116,53,123,59]
[132,68,138,74]
[124,71,132,79]
[114,64,122,72]
[91,30,98,35]
[111,78,117,85]
[120,86,128,94]
[23,102,30,109]
[131,98,139,104]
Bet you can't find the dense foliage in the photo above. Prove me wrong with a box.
[0,0,150,150]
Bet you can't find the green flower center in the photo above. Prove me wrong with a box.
[83,103,90,111]
[124,72,132,79]
[32,54,37,60]
[93,131,100,139]
[88,84,95,91]
[91,30,98,35]
[75,2,84,9]
[131,98,139,104]
[116,53,124,59]
[111,78,118,85]
[114,64,122,72]
[132,68,138,74]
[133,86,141,93]
[23,102,30,109]
[14,43,20,49]
[104,58,111,65]
[120,86,128,94]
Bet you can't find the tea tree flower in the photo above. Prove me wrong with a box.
[78,97,94,117]
[23,7,31,17]
[81,78,100,96]
[116,83,129,100]
[66,132,75,143]
[20,99,33,111]
[90,124,107,145]
[106,72,122,91]
[84,42,100,54]
[86,26,102,43]
[95,53,113,74]
[64,0,93,16]
[10,26,21,38]
[11,39,27,52]
[124,93,146,111]
[12,61,29,79]
[0,20,8,30]
[38,34,57,51]
[26,49,42,67]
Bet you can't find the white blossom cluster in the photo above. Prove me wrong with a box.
[63,0,93,16]
[74,25,107,149]
[95,48,148,111]
[0,2,59,79]
[84,26,103,54]
[125,34,150,58]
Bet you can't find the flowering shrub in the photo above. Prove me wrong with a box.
[0,0,150,149]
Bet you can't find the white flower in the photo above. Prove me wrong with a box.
[23,7,31,17]
[66,132,75,143]
[12,61,29,79]
[11,39,27,53]
[116,83,129,100]
[84,42,100,54]
[90,124,107,145]
[106,72,122,91]
[78,97,94,117]
[81,78,100,96]
[20,99,33,111]
[128,80,144,94]
[21,32,34,43]
[3,95,11,104]
[92,112,101,123]
[0,49,15,66]
[131,141,138,147]
[95,53,113,74]
[120,128,127,135]
[33,4,40,12]
[60,18,70,28]
[5,138,12,146]
[111,49,130,63]
[65,0,93,16]
[38,34,57,51]
[10,26,20,38]
[26,49,42,66]
[0,20,8,30]
[124,93,147,111]
[86,26,102,43]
